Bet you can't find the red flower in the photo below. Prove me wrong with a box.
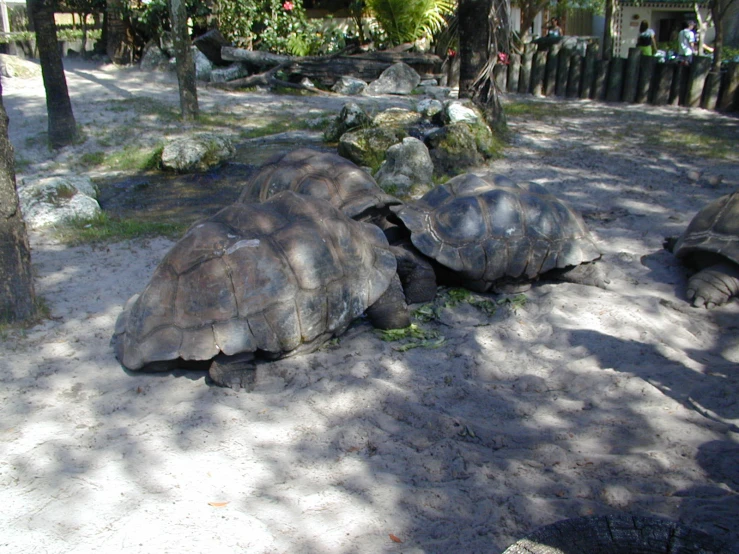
[497,52,509,65]
[447,49,456,58]
[282,1,294,10]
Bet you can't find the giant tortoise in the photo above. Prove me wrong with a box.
[391,173,606,293]
[672,191,739,308]
[112,191,410,389]
[238,148,400,220]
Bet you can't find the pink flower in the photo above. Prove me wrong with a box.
[283,1,294,11]
[447,49,456,58]
[497,52,509,65]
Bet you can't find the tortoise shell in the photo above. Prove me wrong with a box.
[238,148,400,219]
[392,173,601,288]
[113,191,397,371]
[674,191,739,267]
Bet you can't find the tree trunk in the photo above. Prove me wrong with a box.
[602,0,616,60]
[458,0,492,97]
[105,0,133,64]
[169,0,198,121]
[0,82,37,323]
[28,0,78,149]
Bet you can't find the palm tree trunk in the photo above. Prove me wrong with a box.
[28,0,78,149]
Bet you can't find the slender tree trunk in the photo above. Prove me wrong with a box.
[0,82,37,323]
[603,0,616,59]
[170,0,199,120]
[106,0,133,64]
[458,0,492,97]
[28,0,78,149]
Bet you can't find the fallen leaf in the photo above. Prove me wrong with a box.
[389,533,403,543]
[208,501,229,507]
[347,446,361,453]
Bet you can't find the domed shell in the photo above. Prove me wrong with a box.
[674,191,739,267]
[392,173,601,285]
[238,148,400,219]
[113,191,397,371]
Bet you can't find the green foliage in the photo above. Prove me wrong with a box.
[215,0,345,55]
[365,0,455,46]
[128,0,211,45]
[104,144,163,171]
[375,323,446,351]
[56,212,187,245]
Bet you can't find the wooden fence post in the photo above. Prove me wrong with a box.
[702,68,721,110]
[519,43,536,94]
[606,57,625,102]
[652,62,674,105]
[686,55,711,107]
[567,53,583,98]
[545,42,561,96]
[671,63,687,105]
[635,55,657,104]
[531,50,547,96]
[581,42,598,99]
[623,48,641,103]
[718,61,739,112]
[556,45,571,96]
[593,59,610,100]
[508,52,521,93]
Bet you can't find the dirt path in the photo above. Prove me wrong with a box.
[1,60,738,553]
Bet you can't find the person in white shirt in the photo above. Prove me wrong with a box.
[677,20,697,60]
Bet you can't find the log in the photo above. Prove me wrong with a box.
[581,42,598,99]
[687,55,712,107]
[606,57,624,102]
[593,59,610,100]
[221,46,292,67]
[193,29,231,66]
[556,45,571,96]
[531,50,547,96]
[635,55,656,103]
[702,69,720,110]
[652,62,674,105]
[567,53,582,98]
[544,42,561,96]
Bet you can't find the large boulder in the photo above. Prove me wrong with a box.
[441,101,483,125]
[372,108,423,128]
[140,42,170,72]
[338,127,406,171]
[160,134,235,173]
[374,137,434,197]
[18,176,101,229]
[332,76,367,95]
[323,102,373,143]
[0,54,41,79]
[365,62,421,96]
[425,123,485,177]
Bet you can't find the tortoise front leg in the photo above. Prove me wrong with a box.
[687,262,739,308]
[208,352,257,390]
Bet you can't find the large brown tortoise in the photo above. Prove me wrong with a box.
[112,191,410,389]
[237,148,400,220]
[672,191,739,308]
[391,173,607,293]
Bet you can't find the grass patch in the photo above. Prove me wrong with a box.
[504,100,578,120]
[56,212,188,245]
[240,117,314,139]
[79,151,106,168]
[654,128,737,160]
[104,144,163,171]
[108,98,180,122]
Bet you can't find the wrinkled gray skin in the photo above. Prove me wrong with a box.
[392,173,607,293]
[238,148,400,220]
[673,191,739,308]
[112,191,409,390]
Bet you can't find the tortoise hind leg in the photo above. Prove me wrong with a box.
[208,352,257,390]
[366,275,411,330]
[687,262,739,308]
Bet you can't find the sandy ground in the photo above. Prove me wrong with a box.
[1,59,739,553]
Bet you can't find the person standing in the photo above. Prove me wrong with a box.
[677,20,697,61]
[636,20,658,56]
[546,18,562,37]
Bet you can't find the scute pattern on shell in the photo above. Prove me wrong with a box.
[674,191,739,266]
[113,191,397,370]
[238,148,400,219]
[393,173,601,286]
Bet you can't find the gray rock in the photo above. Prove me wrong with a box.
[420,79,438,86]
[417,98,443,119]
[323,102,373,142]
[160,134,235,173]
[374,137,433,196]
[372,108,423,128]
[442,101,482,125]
[365,62,421,96]
[0,54,41,79]
[18,176,101,229]
[140,42,170,72]
[425,123,485,177]
[337,127,405,171]
[210,62,250,83]
[417,85,453,100]
[332,76,367,95]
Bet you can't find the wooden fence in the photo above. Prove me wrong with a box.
[493,41,739,112]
